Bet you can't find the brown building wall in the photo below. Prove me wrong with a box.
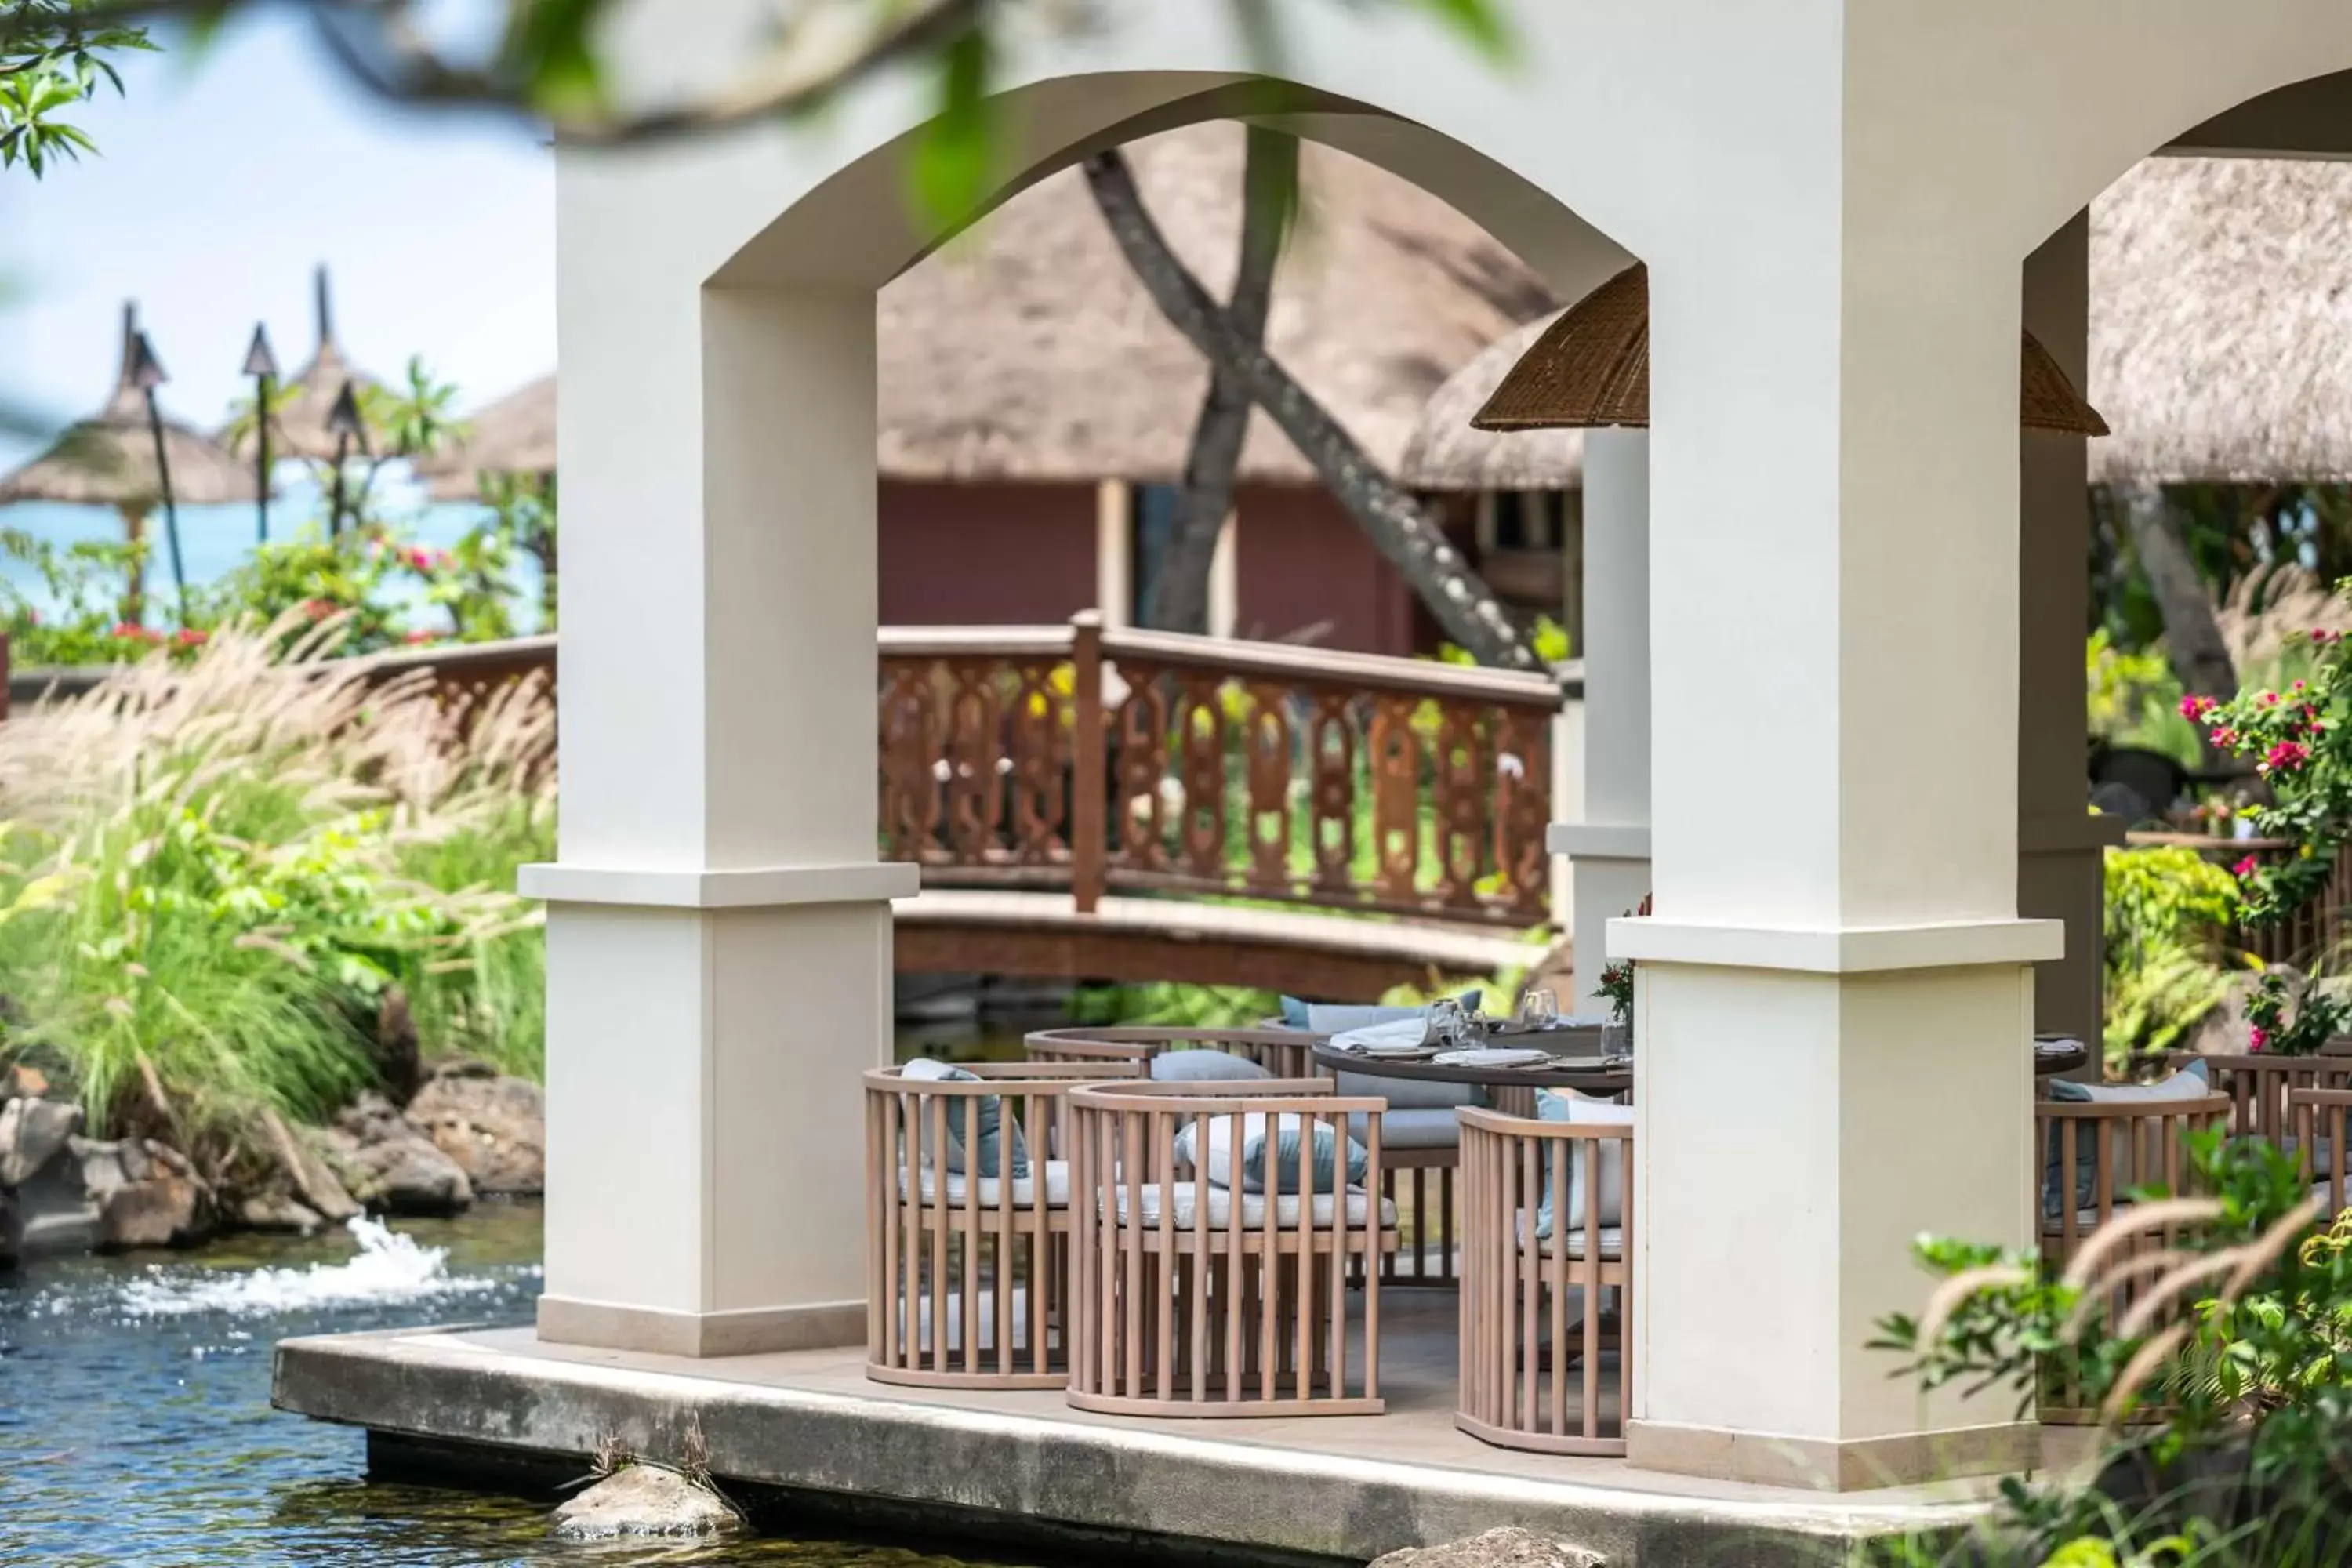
[877,480,1098,625]
[1234,484,1421,657]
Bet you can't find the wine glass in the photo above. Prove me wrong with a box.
[1522,989,1559,1029]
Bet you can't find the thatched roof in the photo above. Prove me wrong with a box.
[427,121,1556,497]
[416,374,552,501]
[1399,314,1586,490]
[0,304,256,510]
[2088,156,2352,484]
[1410,156,2352,492]
[222,267,385,464]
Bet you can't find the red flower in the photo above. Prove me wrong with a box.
[2250,1025,2270,1052]
[2211,726,2238,746]
[402,629,438,645]
[2234,855,2261,878]
[174,627,207,647]
[2261,691,2281,706]
[2180,694,2217,720]
[2264,740,2312,774]
[2318,630,2343,647]
[302,598,336,622]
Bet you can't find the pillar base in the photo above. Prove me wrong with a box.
[537,1293,866,1358]
[1627,1417,2039,1492]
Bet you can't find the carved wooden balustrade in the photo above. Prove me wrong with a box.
[878,615,1567,927]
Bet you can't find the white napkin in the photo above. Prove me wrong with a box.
[1330,1016,1435,1054]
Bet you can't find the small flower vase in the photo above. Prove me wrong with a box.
[1602,1022,1632,1058]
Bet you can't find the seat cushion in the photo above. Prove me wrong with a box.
[1108,1181,1397,1230]
[1149,1049,1273,1083]
[1347,1106,1460,1152]
[2042,1061,2210,1216]
[1538,1225,1624,1261]
[1535,1090,1633,1237]
[1334,1066,1482,1113]
[900,1160,1072,1208]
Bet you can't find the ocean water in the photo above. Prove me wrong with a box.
[0,471,546,636]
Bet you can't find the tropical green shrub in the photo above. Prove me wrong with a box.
[0,619,551,1166]
[2101,845,2241,1065]
[2089,628,2199,771]
[1873,1134,2352,1566]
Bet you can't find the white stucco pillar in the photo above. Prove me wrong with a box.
[2020,211,2123,1044]
[1548,429,1651,1012]
[1621,191,2055,1488]
[525,171,913,1357]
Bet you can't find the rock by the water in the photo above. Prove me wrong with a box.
[0,1095,82,1186]
[236,1192,325,1232]
[71,1136,216,1250]
[0,1183,19,1267]
[405,1062,544,1195]
[256,1109,360,1225]
[315,1094,473,1216]
[1371,1528,1607,1568]
[552,1466,740,1539]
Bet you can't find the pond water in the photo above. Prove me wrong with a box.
[0,1201,1019,1566]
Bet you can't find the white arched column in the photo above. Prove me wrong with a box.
[1549,428,1651,1011]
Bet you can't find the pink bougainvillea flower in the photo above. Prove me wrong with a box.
[174,628,207,647]
[2250,1025,2270,1052]
[2234,855,2261,878]
[2317,629,2343,646]
[2261,691,2282,706]
[402,628,439,645]
[2180,694,2220,720]
[2263,740,2311,774]
[2211,726,2238,746]
[302,598,336,622]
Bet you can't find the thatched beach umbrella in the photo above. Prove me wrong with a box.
[222,265,383,466]
[414,374,554,502]
[1403,263,2105,487]
[0,303,256,619]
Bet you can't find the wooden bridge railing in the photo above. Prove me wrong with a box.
[878,613,1570,926]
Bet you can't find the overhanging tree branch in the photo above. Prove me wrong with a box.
[1083,144,1537,670]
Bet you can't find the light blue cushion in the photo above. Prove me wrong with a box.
[1279,996,1314,1029]
[2042,1060,2209,1216]
[901,1058,1028,1178]
[1335,1067,1481,1113]
[1534,1089,1632,1240]
[1149,1049,1273,1083]
[1347,1106,1461,1151]
[1303,993,1482,1036]
[1178,1113,1367,1195]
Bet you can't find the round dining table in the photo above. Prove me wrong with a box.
[1311,1029,2090,1100]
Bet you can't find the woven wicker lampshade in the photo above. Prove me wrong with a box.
[1472,263,2108,437]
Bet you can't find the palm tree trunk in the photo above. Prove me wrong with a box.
[1083,147,1537,671]
[1143,128,1294,636]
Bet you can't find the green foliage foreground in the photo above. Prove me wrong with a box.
[0,618,550,1172]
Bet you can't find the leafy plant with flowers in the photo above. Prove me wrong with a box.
[1594,892,1651,1033]
[2181,618,2352,927]
[2241,970,2352,1057]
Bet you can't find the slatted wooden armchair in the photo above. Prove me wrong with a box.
[2035,1091,2232,1420]
[1065,1077,1398,1417]
[1454,1105,1633,1455]
[865,1060,1142,1388]
[2176,1052,2352,1143]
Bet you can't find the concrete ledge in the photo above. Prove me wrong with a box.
[1546,822,1652,860]
[537,1294,866,1357]
[519,861,920,909]
[273,1327,1992,1566]
[1626,1418,2040,1494]
[1605,916,2063,975]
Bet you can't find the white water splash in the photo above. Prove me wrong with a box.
[117,1216,510,1318]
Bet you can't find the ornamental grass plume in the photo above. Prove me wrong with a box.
[0,614,553,1171]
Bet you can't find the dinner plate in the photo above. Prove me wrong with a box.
[1430,1047,1553,1069]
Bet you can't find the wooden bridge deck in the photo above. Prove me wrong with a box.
[894,887,1549,995]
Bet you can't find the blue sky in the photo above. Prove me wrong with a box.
[0,12,554,468]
